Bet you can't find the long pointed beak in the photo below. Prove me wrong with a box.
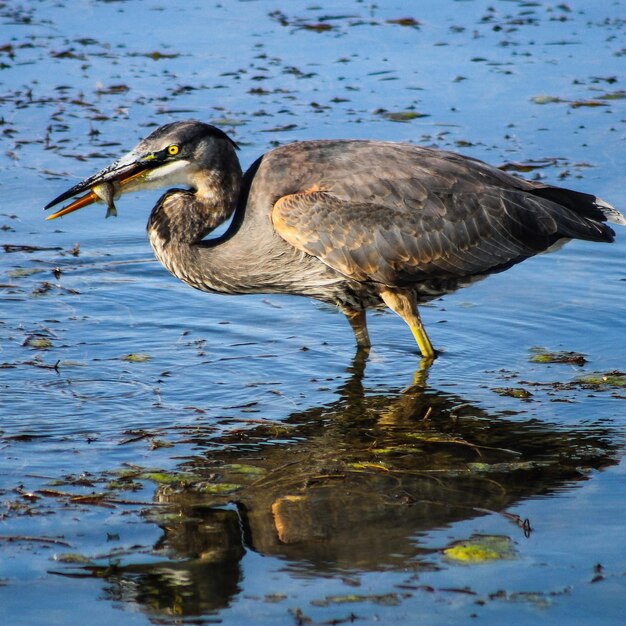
[45,189,101,220]
[44,153,155,220]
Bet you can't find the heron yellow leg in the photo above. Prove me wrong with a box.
[343,308,371,349]
[409,320,436,359]
[380,289,436,359]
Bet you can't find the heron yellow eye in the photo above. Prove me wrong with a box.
[168,144,179,156]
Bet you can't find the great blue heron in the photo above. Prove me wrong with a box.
[44,120,624,358]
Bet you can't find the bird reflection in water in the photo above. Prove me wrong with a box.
[57,360,618,619]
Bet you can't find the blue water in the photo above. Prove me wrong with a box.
[1,1,625,624]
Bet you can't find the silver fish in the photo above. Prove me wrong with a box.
[92,181,118,218]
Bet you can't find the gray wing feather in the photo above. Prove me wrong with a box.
[263,140,615,286]
[273,186,611,287]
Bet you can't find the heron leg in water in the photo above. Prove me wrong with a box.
[380,289,436,359]
[343,308,371,349]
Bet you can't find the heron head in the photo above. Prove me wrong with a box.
[44,120,239,220]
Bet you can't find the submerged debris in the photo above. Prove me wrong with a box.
[386,17,421,28]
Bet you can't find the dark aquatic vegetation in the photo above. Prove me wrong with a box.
[44,120,625,359]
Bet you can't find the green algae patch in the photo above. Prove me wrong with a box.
[576,371,626,389]
[443,535,515,564]
[492,387,532,399]
[54,553,92,564]
[120,353,151,363]
[7,268,44,278]
[198,482,242,495]
[24,336,52,349]
[221,463,266,477]
[311,593,402,607]
[140,471,194,485]
[531,95,566,105]
[375,109,429,122]
[348,461,392,472]
[466,461,546,473]
[529,348,587,366]
[370,444,422,455]
[263,593,287,603]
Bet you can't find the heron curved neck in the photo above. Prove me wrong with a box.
[146,159,259,294]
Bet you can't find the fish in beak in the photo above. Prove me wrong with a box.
[43,147,162,220]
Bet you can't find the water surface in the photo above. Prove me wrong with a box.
[1,1,625,624]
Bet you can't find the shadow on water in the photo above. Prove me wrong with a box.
[54,356,619,620]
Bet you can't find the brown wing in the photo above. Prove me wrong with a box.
[271,165,613,287]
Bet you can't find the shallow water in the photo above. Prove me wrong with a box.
[1,1,625,624]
